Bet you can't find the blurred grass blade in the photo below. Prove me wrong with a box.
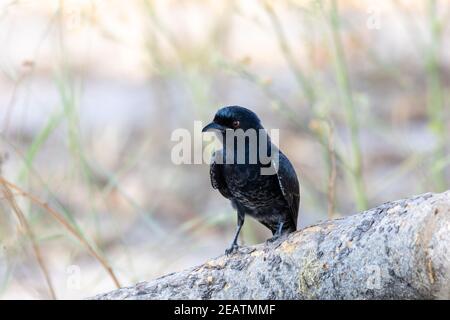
[425,0,447,191]
[326,0,368,210]
[263,1,316,105]
[0,177,121,289]
[0,179,56,300]
[18,110,64,182]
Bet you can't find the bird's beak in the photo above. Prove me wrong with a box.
[202,122,224,133]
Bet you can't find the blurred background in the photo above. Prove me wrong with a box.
[0,0,449,299]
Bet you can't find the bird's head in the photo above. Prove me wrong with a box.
[202,106,263,134]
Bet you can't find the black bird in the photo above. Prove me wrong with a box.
[202,106,300,255]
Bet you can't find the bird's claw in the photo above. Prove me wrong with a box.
[266,237,278,244]
[225,244,239,256]
[266,234,283,244]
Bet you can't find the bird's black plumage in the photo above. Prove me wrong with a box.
[203,106,300,254]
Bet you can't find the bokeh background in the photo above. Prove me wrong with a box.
[0,0,449,299]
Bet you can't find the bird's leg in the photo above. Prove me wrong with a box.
[267,221,284,243]
[274,221,284,237]
[225,211,245,255]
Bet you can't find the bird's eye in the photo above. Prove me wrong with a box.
[232,120,240,128]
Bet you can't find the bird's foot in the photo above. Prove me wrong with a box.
[266,233,285,244]
[266,235,280,244]
[225,244,239,256]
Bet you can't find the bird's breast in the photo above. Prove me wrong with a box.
[223,164,283,209]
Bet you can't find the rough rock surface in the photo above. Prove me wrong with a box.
[93,191,450,300]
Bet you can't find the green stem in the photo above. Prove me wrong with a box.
[328,0,368,210]
[425,0,447,191]
[264,2,316,105]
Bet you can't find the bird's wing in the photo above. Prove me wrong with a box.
[275,151,300,228]
[210,150,232,199]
